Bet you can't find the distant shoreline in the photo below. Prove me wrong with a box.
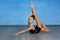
[0,25,60,27]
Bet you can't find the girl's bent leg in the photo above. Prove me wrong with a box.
[41,27,49,33]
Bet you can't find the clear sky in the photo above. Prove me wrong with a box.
[0,0,60,25]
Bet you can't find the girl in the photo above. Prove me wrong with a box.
[14,2,49,36]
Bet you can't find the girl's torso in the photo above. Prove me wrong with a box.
[28,25,41,34]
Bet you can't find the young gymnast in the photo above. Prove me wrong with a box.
[14,2,49,36]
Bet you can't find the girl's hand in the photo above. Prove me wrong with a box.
[13,33,19,36]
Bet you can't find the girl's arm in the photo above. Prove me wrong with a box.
[29,12,33,17]
[29,12,33,19]
[14,27,32,36]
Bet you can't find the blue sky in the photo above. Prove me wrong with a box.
[0,0,60,25]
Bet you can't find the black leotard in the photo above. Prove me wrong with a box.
[29,25,41,34]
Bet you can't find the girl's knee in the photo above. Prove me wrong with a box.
[45,29,49,32]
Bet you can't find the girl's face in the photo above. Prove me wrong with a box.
[28,17,34,24]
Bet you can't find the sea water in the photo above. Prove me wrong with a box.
[0,25,60,40]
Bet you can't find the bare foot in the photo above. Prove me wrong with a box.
[30,2,34,9]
